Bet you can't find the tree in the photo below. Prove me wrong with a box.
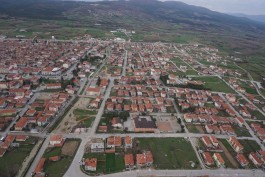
[119,111,129,121]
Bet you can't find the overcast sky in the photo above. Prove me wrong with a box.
[81,0,265,15]
[165,0,265,15]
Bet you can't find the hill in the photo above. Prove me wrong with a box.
[0,0,265,58]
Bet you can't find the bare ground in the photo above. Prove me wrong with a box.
[61,141,79,157]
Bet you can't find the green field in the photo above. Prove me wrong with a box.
[0,139,37,177]
[191,76,235,93]
[137,138,200,169]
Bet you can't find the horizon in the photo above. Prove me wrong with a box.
[68,0,265,16]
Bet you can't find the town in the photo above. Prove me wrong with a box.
[0,37,265,177]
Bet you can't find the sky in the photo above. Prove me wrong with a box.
[80,0,265,15]
[165,0,265,15]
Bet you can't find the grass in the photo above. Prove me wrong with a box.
[0,142,36,177]
[250,110,265,120]
[137,138,200,169]
[186,124,200,133]
[191,76,235,93]
[215,139,239,168]
[83,117,95,127]
[83,153,125,174]
[43,139,81,177]
[43,147,62,158]
[73,109,97,116]
[232,125,252,137]
[238,140,261,154]
[186,69,198,75]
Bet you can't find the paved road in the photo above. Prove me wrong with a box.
[122,50,128,76]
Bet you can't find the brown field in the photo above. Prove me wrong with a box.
[62,140,79,156]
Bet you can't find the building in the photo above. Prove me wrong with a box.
[236,154,249,167]
[249,152,263,167]
[227,136,244,153]
[136,151,154,167]
[49,135,64,147]
[202,152,214,166]
[124,154,134,170]
[106,136,122,148]
[124,136,132,149]
[213,153,225,167]
[87,87,101,96]
[15,117,28,131]
[133,116,157,132]
[84,158,97,171]
[91,138,104,153]
[201,136,213,148]
[34,158,46,174]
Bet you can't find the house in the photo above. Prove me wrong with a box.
[106,136,122,148]
[227,136,244,153]
[87,87,101,96]
[37,116,49,127]
[16,135,29,142]
[249,152,263,167]
[124,136,132,149]
[124,154,134,170]
[34,158,46,174]
[183,113,193,123]
[213,153,225,167]
[84,158,97,171]
[15,117,28,131]
[236,154,249,167]
[45,83,61,89]
[136,151,153,167]
[235,117,244,127]
[111,117,123,129]
[91,138,104,153]
[201,136,213,148]
[0,99,7,109]
[0,109,17,117]
[202,152,214,166]
[210,135,219,147]
[49,135,64,147]
[26,109,36,117]
[220,125,235,135]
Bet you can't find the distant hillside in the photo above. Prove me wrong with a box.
[229,13,265,24]
[0,0,265,57]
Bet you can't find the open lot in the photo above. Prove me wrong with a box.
[0,137,38,177]
[83,153,125,174]
[191,76,235,93]
[136,138,200,169]
[43,139,81,177]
